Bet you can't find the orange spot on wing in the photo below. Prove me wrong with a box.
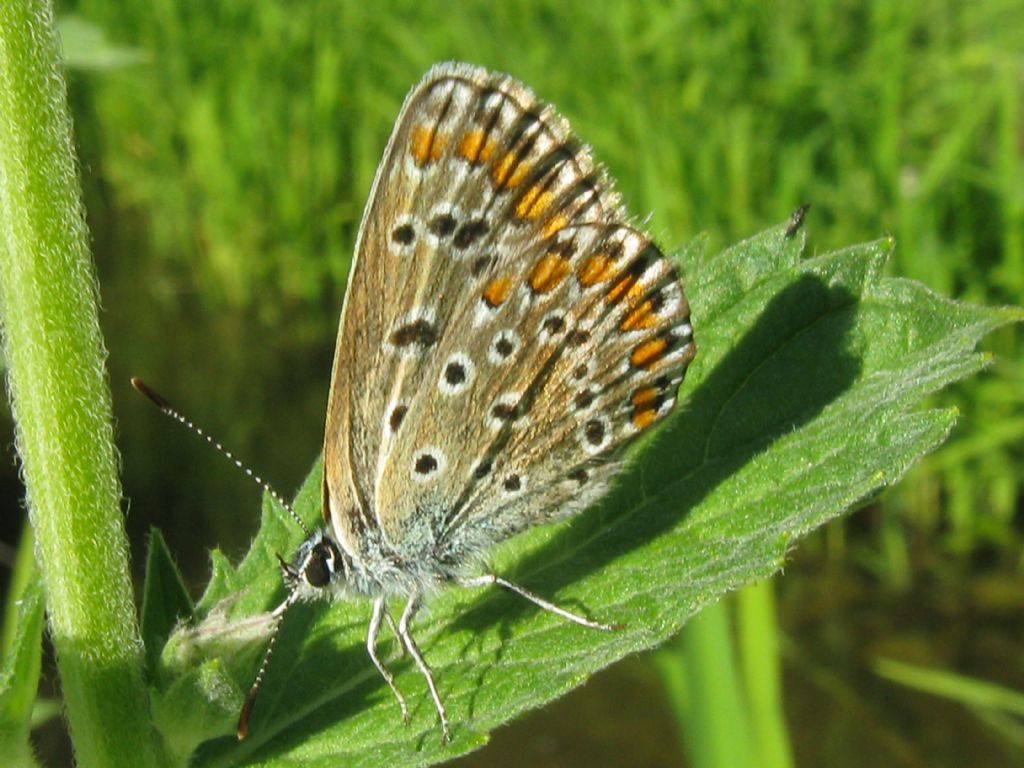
[482,276,514,308]
[630,337,668,369]
[631,387,659,406]
[515,186,553,219]
[410,125,447,166]
[492,152,530,188]
[528,253,571,294]
[578,253,616,286]
[607,272,643,304]
[457,130,495,163]
[541,213,568,239]
[631,407,658,430]
[620,299,657,331]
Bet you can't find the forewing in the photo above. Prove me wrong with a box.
[324,63,695,562]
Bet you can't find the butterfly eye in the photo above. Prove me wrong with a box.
[303,541,338,588]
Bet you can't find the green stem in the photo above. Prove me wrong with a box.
[679,599,756,768]
[737,579,794,768]
[0,2,158,766]
[652,640,691,762]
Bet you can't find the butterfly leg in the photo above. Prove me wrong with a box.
[460,573,622,631]
[368,597,409,724]
[397,593,451,744]
[383,606,405,656]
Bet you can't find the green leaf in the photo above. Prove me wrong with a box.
[154,221,1016,767]
[141,527,195,673]
[0,565,45,768]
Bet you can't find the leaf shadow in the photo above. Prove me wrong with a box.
[451,273,862,632]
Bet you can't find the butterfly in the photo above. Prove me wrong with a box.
[228,61,694,744]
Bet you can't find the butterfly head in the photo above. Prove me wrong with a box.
[282,529,346,598]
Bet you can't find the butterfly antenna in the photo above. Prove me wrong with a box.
[130,377,311,537]
[236,589,300,740]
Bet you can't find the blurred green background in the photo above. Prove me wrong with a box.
[2,0,1021,765]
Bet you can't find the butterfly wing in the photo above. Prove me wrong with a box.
[323,62,695,575]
